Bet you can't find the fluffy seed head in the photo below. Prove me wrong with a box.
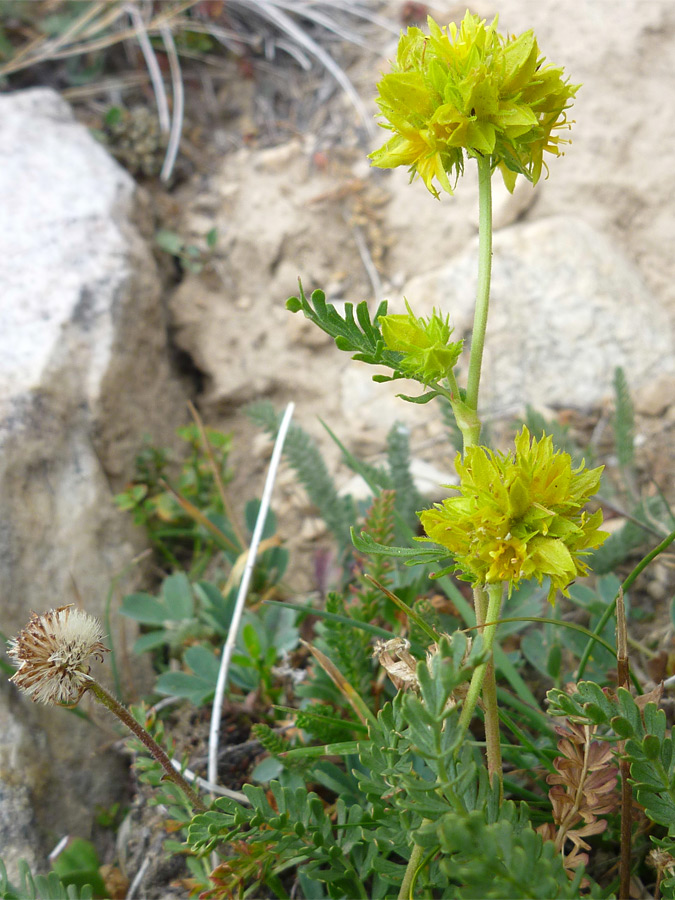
[7,606,108,706]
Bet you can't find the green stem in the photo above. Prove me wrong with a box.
[482,653,503,801]
[399,157,498,898]
[428,374,481,448]
[458,584,504,752]
[465,155,493,418]
[466,582,503,799]
[86,678,206,811]
[399,839,426,900]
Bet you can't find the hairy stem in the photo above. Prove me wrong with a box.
[86,678,206,811]
[458,583,504,796]
[464,154,493,421]
[616,590,632,900]
[399,840,425,900]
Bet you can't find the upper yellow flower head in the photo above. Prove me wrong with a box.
[370,11,579,198]
[418,428,608,602]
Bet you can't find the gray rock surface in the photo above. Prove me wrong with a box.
[0,88,188,874]
[402,216,675,415]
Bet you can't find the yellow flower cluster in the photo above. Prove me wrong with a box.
[370,11,579,198]
[419,428,608,602]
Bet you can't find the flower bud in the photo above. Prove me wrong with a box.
[379,301,463,383]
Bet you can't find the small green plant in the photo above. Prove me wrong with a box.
[0,859,94,900]
[5,8,675,898]
[155,226,218,274]
[114,423,235,575]
[222,9,672,897]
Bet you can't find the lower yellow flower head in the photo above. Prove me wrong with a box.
[370,11,579,198]
[8,605,108,706]
[419,428,608,602]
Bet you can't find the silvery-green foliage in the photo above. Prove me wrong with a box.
[187,635,595,898]
[0,860,94,900]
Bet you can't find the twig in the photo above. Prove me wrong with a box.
[617,588,632,900]
[350,220,382,302]
[207,402,295,790]
[170,758,250,803]
[159,21,185,182]
[126,856,150,900]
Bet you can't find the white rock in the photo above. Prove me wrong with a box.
[635,374,675,417]
[0,88,187,867]
[340,457,456,502]
[402,216,675,415]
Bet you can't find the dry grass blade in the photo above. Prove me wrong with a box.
[125,2,171,133]
[188,400,245,547]
[270,0,371,49]
[301,640,376,726]
[159,21,184,181]
[234,0,376,137]
[207,401,295,796]
[324,0,399,33]
[0,0,198,77]
[159,478,240,554]
[0,1,115,74]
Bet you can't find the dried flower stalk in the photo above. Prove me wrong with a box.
[373,635,471,708]
[7,605,205,811]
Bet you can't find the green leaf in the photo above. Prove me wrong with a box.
[643,734,662,761]
[351,528,446,567]
[280,741,362,760]
[120,593,168,625]
[611,716,635,740]
[155,228,185,256]
[132,630,170,654]
[635,792,675,827]
[155,670,214,705]
[183,644,220,682]
[644,703,667,739]
[613,366,635,471]
[284,283,403,373]
[546,642,562,680]
[617,687,642,737]
[162,573,194,619]
[50,838,106,898]
[242,622,263,659]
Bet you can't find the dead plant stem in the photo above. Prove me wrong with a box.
[617,589,632,900]
[86,678,206,811]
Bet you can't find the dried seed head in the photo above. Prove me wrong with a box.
[7,605,108,706]
[373,637,419,691]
